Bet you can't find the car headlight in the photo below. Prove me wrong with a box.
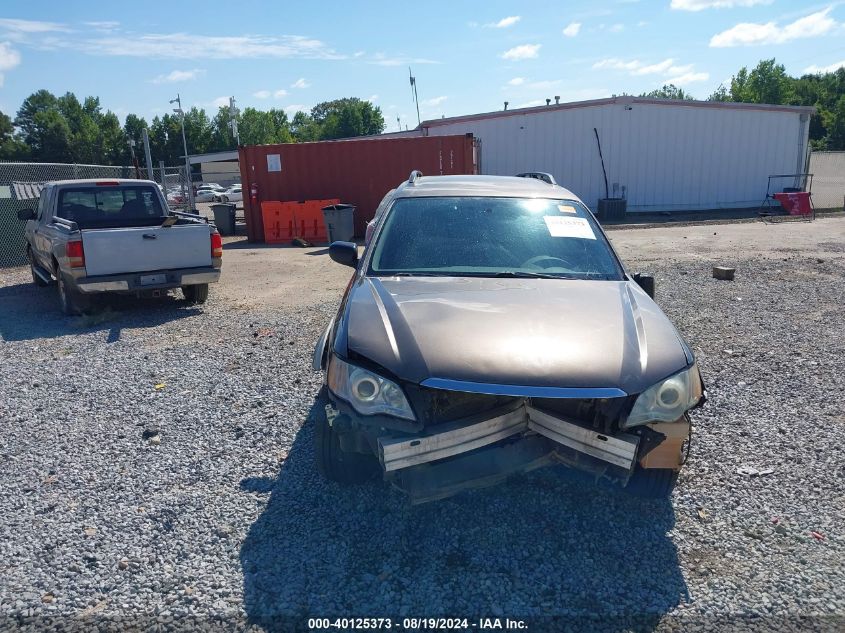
[623,364,703,429]
[326,356,415,420]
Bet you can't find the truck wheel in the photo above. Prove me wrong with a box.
[625,467,678,499]
[315,409,378,484]
[182,284,209,303]
[57,274,89,316]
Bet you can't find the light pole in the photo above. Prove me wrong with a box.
[169,93,195,210]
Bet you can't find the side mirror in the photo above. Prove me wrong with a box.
[329,241,358,268]
[633,273,655,299]
[17,208,36,221]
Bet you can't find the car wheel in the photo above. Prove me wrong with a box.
[182,283,209,304]
[625,467,678,498]
[57,274,89,315]
[315,398,379,484]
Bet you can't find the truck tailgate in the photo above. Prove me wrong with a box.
[81,224,212,276]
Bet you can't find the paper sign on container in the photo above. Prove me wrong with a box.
[543,216,596,240]
[267,154,282,172]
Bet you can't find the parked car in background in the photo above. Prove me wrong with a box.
[214,185,242,203]
[18,179,222,314]
[313,172,704,503]
[194,189,220,203]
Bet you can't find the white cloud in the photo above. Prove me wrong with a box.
[253,89,288,99]
[84,21,120,31]
[607,24,625,33]
[0,41,21,86]
[150,68,204,83]
[630,59,675,75]
[486,16,521,28]
[369,53,438,66]
[0,18,70,37]
[353,50,365,57]
[671,0,771,10]
[83,32,343,59]
[594,57,706,85]
[592,58,642,71]
[368,94,379,102]
[211,96,230,108]
[508,77,526,85]
[422,95,448,107]
[710,8,837,47]
[284,104,307,114]
[562,22,581,37]
[663,71,710,85]
[501,44,540,60]
[804,59,845,74]
[291,77,310,89]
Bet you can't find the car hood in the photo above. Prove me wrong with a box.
[338,276,691,395]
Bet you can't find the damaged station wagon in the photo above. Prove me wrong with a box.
[313,172,704,503]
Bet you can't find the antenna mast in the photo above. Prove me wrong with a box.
[409,67,421,127]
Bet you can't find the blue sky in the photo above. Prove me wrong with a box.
[0,0,843,131]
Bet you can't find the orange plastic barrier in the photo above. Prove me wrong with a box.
[261,198,339,244]
[261,201,296,244]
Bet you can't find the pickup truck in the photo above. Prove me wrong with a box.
[17,179,222,315]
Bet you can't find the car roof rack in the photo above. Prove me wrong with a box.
[408,170,423,185]
[515,172,557,185]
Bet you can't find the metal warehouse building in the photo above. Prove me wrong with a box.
[418,97,814,213]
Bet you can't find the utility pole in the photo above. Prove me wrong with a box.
[409,67,420,127]
[228,96,240,146]
[127,139,141,179]
[142,129,154,181]
[169,93,195,210]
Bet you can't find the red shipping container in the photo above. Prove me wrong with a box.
[239,134,477,242]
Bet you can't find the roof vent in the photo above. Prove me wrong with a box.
[555,96,560,104]
[546,98,551,106]
[408,170,423,185]
[504,101,509,111]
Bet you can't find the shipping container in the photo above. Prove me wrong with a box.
[239,134,477,241]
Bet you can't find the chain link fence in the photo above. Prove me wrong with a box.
[0,161,192,268]
[808,151,845,211]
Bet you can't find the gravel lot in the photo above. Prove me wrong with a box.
[1,218,844,631]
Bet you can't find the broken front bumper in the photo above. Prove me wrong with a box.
[327,395,689,503]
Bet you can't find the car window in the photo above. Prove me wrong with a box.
[56,185,166,229]
[35,186,49,220]
[369,196,623,280]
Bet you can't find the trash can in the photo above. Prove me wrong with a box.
[321,204,356,243]
[211,203,236,236]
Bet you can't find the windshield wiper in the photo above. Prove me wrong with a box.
[389,272,447,277]
[492,271,563,279]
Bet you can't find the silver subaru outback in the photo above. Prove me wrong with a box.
[313,172,704,503]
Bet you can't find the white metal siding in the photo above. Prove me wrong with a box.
[425,103,810,213]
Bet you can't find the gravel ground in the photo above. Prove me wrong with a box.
[1,234,844,632]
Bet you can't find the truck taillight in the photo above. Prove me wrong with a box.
[66,240,85,268]
[211,231,223,258]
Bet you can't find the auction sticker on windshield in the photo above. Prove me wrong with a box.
[556,204,577,214]
[543,215,596,240]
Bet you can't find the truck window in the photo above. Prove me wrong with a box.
[56,185,166,229]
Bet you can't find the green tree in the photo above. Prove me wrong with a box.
[309,98,384,139]
[123,113,148,146]
[707,84,730,102]
[639,84,694,100]
[823,94,845,149]
[290,110,320,142]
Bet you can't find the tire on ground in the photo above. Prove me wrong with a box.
[315,405,379,484]
[57,273,89,315]
[625,466,678,498]
[182,283,209,303]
